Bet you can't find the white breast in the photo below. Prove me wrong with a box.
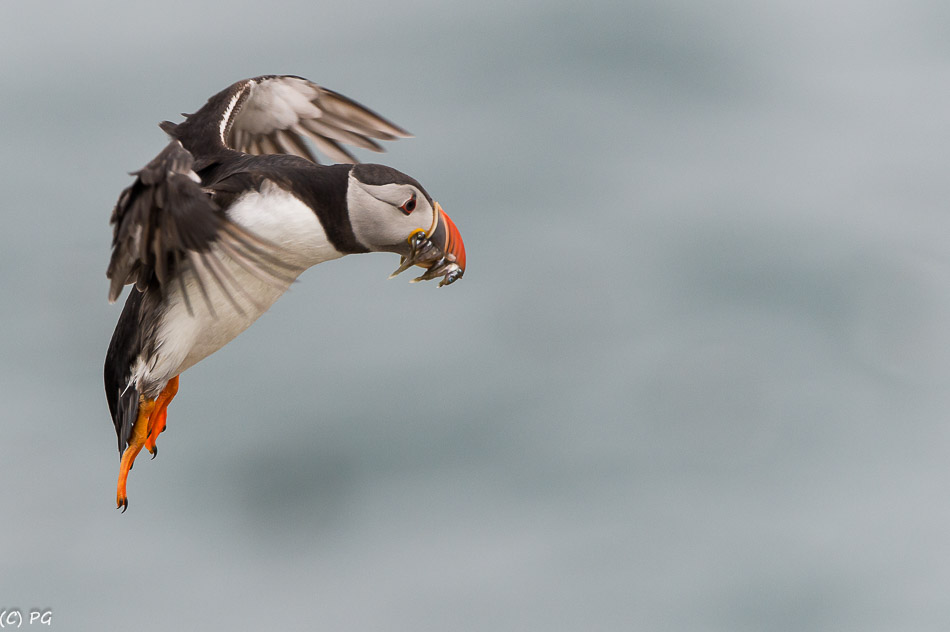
[228,179,345,269]
[132,180,344,394]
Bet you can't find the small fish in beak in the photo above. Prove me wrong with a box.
[389,202,466,287]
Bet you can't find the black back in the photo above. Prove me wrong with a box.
[205,155,370,254]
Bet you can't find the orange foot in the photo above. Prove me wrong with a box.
[116,376,179,512]
[145,375,179,458]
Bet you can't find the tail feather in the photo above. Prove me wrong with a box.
[104,291,145,455]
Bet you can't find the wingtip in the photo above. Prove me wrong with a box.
[391,126,413,139]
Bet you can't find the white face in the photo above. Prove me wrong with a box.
[346,173,437,253]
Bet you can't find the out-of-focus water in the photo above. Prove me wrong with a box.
[2,1,950,629]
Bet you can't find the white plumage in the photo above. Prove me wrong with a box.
[132,181,343,391]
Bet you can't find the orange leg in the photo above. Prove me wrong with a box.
[145,376,179,458]
[116,397,154,512]
[115,376,180,512]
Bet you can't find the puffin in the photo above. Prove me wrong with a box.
[104,75,466,511]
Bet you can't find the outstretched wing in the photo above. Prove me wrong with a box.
[106,140,294,315]
[163,75,411,164]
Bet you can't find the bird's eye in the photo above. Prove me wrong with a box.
[399,194,417,215]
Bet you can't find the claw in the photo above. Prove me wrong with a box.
[114,376,178,510]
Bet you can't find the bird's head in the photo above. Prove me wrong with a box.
[346,164,466,286]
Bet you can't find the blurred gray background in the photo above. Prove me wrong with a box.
[2,0,949,630]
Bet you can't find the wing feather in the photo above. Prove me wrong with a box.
[274,129,318,162]
[257,133,279,155]
[107,141,293,312]
[224,75,410,163]
[296,119,384,152]
[306,134,358,164]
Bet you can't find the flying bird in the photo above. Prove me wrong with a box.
[104,75,466,511]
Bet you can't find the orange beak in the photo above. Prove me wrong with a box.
[389,201,466,286]
[429,201,466,275]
